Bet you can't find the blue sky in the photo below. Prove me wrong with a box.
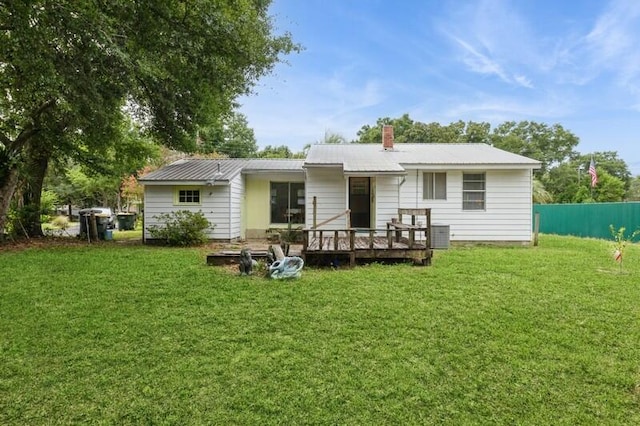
[238,0,640,175]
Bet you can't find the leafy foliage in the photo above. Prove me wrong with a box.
[533,179,553,204]
[0,0,299,235]
[257,145,305,158]
[147,210,212,246]
[197,112,258,158]
[356,114,493,144]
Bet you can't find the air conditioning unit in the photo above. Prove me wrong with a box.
[430,224,450,249]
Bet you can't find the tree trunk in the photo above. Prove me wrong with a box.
[21,147,50,237]
[0,166,20,239]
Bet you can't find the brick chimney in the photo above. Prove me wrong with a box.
[382,125,394,150]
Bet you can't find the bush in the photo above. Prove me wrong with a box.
[147,210,213,246]
[51,215,70,230]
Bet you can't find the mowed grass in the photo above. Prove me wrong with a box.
[1,235,639,424]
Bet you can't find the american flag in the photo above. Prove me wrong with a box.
[588,158,598,187]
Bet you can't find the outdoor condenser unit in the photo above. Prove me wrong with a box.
[430,224,450,249]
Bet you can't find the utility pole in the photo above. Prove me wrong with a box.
[577,164,583,184]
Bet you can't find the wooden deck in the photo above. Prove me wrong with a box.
[302,228,432,266]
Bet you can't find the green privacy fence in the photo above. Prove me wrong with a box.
[533,202,640,240]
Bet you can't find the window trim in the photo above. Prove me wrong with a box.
[462,172,486,211]
[423,172,447,200]
[174,187,202,206]
[270,181,305,225]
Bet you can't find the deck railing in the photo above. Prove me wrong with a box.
[302,225,430,252]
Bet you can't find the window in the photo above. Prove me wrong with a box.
[175,188,201,205]
[270,182,305,224]
[423,172,447,200]
[463,173,485,210]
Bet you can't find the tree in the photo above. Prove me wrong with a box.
[543,160,626,203]
[533,179,553,204]
[541,152,631,204]
[628,176,640,201]
[0,1,298,237]
[355,115,492,144]
[257,145,305,159]
[576,152,631,190]
[588,170,626,202]
[197,112,258,158]
[542,162,581,203]
[490,121,579,175]
[318,131,348,144]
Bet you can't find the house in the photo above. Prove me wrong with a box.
[139,158,305,241]
[140,126,541,243]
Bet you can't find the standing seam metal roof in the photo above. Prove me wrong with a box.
[304,143,541,170]
[139,158,304,182]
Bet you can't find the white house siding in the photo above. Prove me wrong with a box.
[143,183,237,241]
[305,167,347,230]
[373,175,402,229]
[398,168,533,242]
[229,173,244,240]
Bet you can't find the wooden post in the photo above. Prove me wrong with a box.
[302,230,309,252]
[319,230,324,250]
[533,212,540,246]
[89,213,98,242]
[426,209,431,249]
[334,230,339,251]
[369,229,375,249]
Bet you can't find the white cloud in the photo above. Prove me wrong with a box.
[585,0,640,86]
[453,36,509,82]
[513,74,534,89]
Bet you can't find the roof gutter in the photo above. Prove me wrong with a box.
[139,180,230,186]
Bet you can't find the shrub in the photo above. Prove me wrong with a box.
[51,215,70,230]
[147,210,213,246]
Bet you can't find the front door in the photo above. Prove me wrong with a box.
[349,177,371,228]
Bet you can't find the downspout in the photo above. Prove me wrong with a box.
[229,180,233,241]
[416,170,419,208]
[398,175,406,208]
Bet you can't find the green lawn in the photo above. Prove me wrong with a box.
[1,235,639,424]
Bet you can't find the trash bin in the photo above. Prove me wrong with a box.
[79,209,111,240]
[116,213,136,230]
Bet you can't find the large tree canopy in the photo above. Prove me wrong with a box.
[0,0,298,236]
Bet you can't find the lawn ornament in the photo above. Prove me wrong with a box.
[239,248,253,275]
[268,256,304,279]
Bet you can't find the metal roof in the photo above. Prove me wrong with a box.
[305,143,541,171]
[139,159,250,182]
[242,159,305,172]
[139,144,540,184]
[139,158,305,183]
